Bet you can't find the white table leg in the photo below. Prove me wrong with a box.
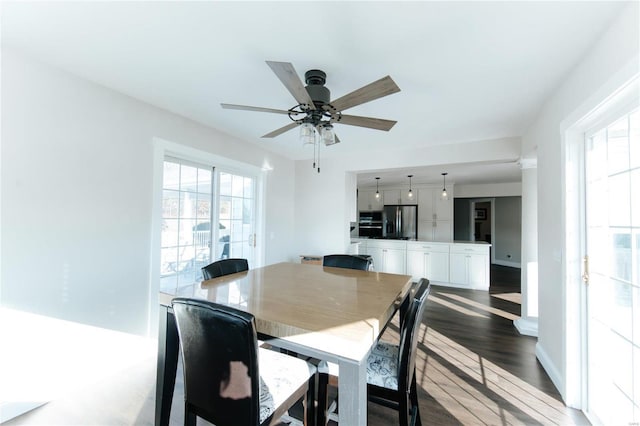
[338,358,367,426]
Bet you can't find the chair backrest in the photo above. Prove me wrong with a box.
[171,298,260,426]
[397,278,431,397]
[202,258,249,280]
[322,254,372,271]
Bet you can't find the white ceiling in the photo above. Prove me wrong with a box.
[1,1,626,186]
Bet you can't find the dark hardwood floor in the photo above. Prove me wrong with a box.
[6,265,588,425]
[364,265,588,425]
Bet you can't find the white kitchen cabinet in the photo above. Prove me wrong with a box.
[382,188,416,205]
[417,187,453,241]
[449,243,489,289]
[406,242,449,283]
[418,188,452,221]
[417,220,452,242]
[358,190,384,211]
[383,189,401,205]
[363,240,406,274]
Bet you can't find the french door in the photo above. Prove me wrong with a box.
[215,171,257,267]
[159,162,258,295]
[583,106,639,424]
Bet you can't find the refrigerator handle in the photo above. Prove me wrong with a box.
[397,207,401,238]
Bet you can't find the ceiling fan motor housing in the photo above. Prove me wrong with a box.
[305,69,330,106]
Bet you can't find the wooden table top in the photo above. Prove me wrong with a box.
[161,262,413,362]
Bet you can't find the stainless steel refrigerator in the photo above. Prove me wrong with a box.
[383,205,418,240]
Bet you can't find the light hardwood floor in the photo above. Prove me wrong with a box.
[6,265,588,425]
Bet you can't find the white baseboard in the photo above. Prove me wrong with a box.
[535,342,566,402]
[514,317,538,337]
[493,259,521,268]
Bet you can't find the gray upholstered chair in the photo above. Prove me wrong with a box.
[201,258,248,280]
[317,278,431,426]
[171,298,316,426]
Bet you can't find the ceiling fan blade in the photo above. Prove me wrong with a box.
[338,114,397,131]
[266,61,316,110]
[330,76,400,112]
[261,122,299,138]
[221,103,291,115]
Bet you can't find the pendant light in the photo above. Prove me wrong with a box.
[375,177,381,199]
[407,174,414,199]
[441,172,448,200]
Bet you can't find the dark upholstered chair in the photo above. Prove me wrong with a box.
[322,254,372,271]
[317,278,431,426]
[171,298,316,426]
[201,258,248,280]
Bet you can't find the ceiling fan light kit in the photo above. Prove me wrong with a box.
[222,61,400,172]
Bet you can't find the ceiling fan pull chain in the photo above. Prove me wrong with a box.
[317,138,321,173]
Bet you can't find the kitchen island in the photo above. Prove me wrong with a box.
[353,238,491,290]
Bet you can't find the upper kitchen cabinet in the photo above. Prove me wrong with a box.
[357,189,384,211]
[418,188,452,221]
[383,189,417,205]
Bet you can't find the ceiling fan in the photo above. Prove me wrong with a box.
[221,61,400,171]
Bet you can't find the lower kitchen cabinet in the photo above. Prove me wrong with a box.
[354,239,490,290]
[406,242,449,283]
[449,244,490,289]
[363,240,406,274]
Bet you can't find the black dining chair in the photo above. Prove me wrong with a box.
[322,254,372,271]
[317,278,431,426]
[171,297,317,426]
[201,258,248,280]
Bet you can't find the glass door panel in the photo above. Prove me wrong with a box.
[216,171,256,266]
[585,107,639,424]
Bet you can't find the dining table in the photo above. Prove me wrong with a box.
[155,261,413,426]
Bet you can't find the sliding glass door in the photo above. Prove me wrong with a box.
[583,107,639,424]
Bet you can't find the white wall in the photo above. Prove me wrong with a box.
[1,49,296,336]
[455,182,522,198]
[522,2,639,400]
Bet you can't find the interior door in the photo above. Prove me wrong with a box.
[583,107,639,424]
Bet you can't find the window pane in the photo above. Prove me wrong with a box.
[630,109,639,169]
[611,232,632,283]
[180,193,197,219]
[163,162,180,190]
[219,196,231,220]
[162,190,180,218]
[232,175,243,197]
[197,168,212,194]
[588,130,607,183]
[231,197,243,220]
[196,194,211,220]
[180,165,198,193]
[161,219,179,248]
[632,169,640,228]
[243,176,253,199]
[607,116,629,175]
[608,173,630,227]
[219,173,232,196]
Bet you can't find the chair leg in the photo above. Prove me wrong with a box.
[184,404,197,426]
[305,372,316,426]
[316,371,329,426]
[409,373,422,426]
